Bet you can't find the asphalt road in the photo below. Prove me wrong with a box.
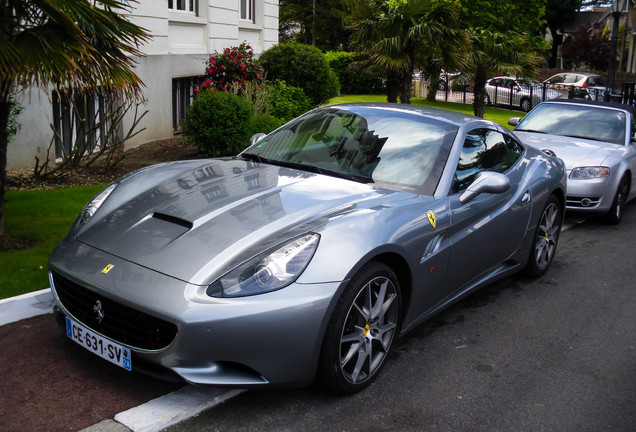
[165,204,636,432]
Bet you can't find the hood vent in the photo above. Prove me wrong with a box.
[152,212,193,230]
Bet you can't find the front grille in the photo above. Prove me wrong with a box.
[51,272,178,351]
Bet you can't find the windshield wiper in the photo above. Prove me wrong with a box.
[515,129,548,134]
[241,154,372,183]
[241,153,269,164]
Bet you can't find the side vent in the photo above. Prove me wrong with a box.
[421,233,444,263]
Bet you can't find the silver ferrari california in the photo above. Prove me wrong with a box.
[509,99,636,224]
[49,104,566,394]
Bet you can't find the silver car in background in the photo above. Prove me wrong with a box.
[49,104,566,394]
[485,76,563,112]
[510,99,636,224]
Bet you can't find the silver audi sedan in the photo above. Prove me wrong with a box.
[510,99,636,224]
[49,104,566,394]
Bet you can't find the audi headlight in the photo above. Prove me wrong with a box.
[206,234,320,298]
[569,166,610,180]
[72,182,118,230]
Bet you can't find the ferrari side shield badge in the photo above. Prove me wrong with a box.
[426,210,436,229]
[102,264,115,275]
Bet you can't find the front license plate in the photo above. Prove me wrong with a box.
[65,316,132,371]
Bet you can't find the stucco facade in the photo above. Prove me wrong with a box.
[8,0,279,170]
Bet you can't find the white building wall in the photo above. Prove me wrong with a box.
[8,0,279,170]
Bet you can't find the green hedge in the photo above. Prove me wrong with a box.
[325,51,385,95]
[260,43,340,106]
[181,91,253,157]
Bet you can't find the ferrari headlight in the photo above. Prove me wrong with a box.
[72,182,118,230]
[569,166,610,180]
[206,234,320,298]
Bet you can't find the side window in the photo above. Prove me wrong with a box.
[454,129,523,192]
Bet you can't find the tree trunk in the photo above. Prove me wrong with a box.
[548,26,563,69]
[398,69,412,104]
[472,67,488,118]
[0,85,12,236]
[426,65,442,102]
[386,71,400,103]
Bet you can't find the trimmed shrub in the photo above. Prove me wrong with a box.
[260,43,340,106]
[181,91,253,157]
[252,113,284,135]
[324,51,385,95]
[269,80,312,122]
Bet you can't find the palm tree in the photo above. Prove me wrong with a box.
[348,0,466,104]
[0,0,150,237]
[467,28,536,118]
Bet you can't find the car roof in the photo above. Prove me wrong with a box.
[540,98,636,113]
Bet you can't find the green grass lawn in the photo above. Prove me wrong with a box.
[0,184,105,299]
[327,95,521,129]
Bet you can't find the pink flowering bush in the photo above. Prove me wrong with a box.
[194,42,266,95]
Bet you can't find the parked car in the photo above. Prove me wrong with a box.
[485,76,562,112]
[49,104,566,395]
[510,99,636,224]
[543,72,606,101]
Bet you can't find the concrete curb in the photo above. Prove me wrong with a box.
[0,288,54,326]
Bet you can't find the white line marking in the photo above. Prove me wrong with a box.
[114,386,244,432]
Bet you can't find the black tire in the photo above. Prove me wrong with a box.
[485,94,491,106]
[317,261,401,394]
[604,176,629,225]
[520,97,531,112]
[524,195,562,278]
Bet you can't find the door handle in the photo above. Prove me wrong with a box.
[521,191,531,204]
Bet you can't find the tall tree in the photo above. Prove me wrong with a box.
[279,0,350,50]
[0,0,150,237]
[545,0,582,68]
[348,0,466,104]
[459,0,548,48]
[468,28,537,118]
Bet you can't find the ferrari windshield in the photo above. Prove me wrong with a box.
[242,106,458,194]
[516,103,627,145]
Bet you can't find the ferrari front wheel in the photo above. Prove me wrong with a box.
[317,262,401,394]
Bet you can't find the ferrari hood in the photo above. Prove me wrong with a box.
[76,159,411,284]
[515,132,621,170]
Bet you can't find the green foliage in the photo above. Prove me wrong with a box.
[279,0,351,50]
[260,43,340,106]
[325,51,385,95]
[7,100,22,143]
[182,91,254,157]
[458,0,548,50]
[195,42,266,94]
[269,80,313,122]
[252,113,284,135]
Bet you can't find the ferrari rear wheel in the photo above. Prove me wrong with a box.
[317,262,401,394]
[524,195,562,278]
[604,177,629,225]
